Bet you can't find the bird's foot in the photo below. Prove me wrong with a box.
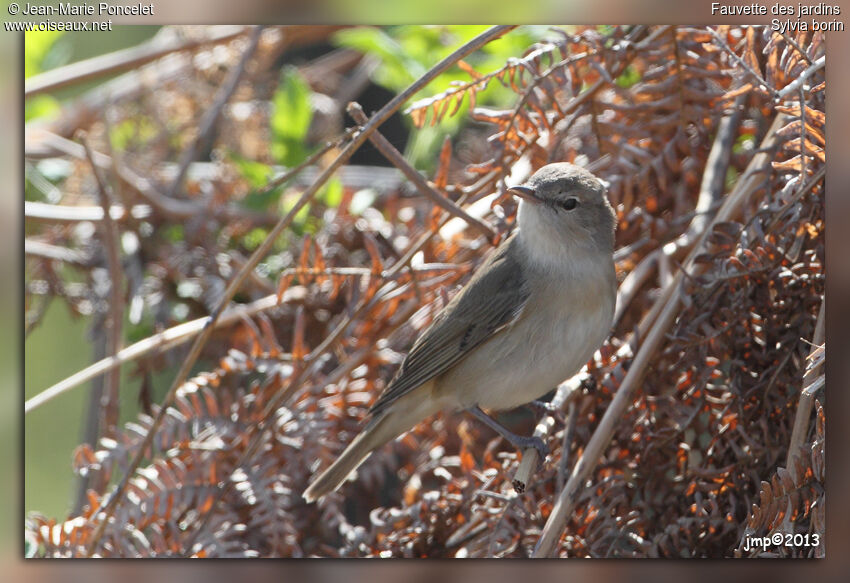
[468,406,549,464]
[509,433,549,462]
[528,399,564,423]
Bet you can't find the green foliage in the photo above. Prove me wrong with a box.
[270,67,314,167]
[25,30,67,78]
[24,31,69,121]
[320,177,344,208]
[25,95,60,122]
[333,27,426,91]
[616,66,641,89]
[242,227,269,251]
[230,151,280,210]
[109,115,158,151]
[334,25,552,169]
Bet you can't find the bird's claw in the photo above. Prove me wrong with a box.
[511,434,548,466]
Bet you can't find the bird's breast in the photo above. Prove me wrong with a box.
[435,264,615,412]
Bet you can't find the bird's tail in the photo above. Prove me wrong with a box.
[303,388,439,502]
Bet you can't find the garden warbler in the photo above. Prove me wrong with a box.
[304,163,617,502]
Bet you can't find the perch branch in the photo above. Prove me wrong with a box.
[512,375,582,493]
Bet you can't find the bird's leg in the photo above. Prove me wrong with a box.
[529,399,558,413]
[468,406,549,461]
[528,399,566,424]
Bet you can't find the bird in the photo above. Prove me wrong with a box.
[303,162,617,502]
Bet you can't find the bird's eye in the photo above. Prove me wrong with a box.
[560,197,578,211]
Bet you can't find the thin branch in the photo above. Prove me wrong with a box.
[83,25,517,555]
[776,56,825,99]
[32,131,278,225]
[25,240,90,266]
[709,28,778,98]
[511,374,582,493]
[347,102,497,242]
[777,30,813,66]
[557,401,578,492]
[81,134,125,438]
[26,289,300,414]
[532,112,788,558]
[784,298,825,470]
[25,201,152,223]
[24,263,463,415]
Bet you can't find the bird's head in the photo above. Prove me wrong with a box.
[509,163,616,261]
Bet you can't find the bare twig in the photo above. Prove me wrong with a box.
[557,401,578,492]
[25,201,152,223]
[532,113,788,557]
[68,133,127,511]
[81,133,125,438]
[709,28,778,98]
[777,298,824,537]
[24,263,463,415]
[348,102,497,242]
[777,30,813,66]
[26,289,299,413]
[613,91,746,329]
[250,132,352,199]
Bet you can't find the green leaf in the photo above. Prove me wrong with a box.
[270,67,314,166]
[229,151,273,187]
[109,116,158,151]
[333,27,424,91]
[24,30,65,78]
[320,177,344,208]
[615,66,641,89]
[25,94,59,122]
[242,227,269,251]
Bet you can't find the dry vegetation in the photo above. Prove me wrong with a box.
[24,25,825,557]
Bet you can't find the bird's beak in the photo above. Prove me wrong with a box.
[508,185,542,204]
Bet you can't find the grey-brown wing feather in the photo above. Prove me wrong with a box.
[370,235,529,415]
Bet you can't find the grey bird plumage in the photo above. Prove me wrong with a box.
[303,163,617,502]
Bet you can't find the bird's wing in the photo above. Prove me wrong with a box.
[369,234,529,415]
